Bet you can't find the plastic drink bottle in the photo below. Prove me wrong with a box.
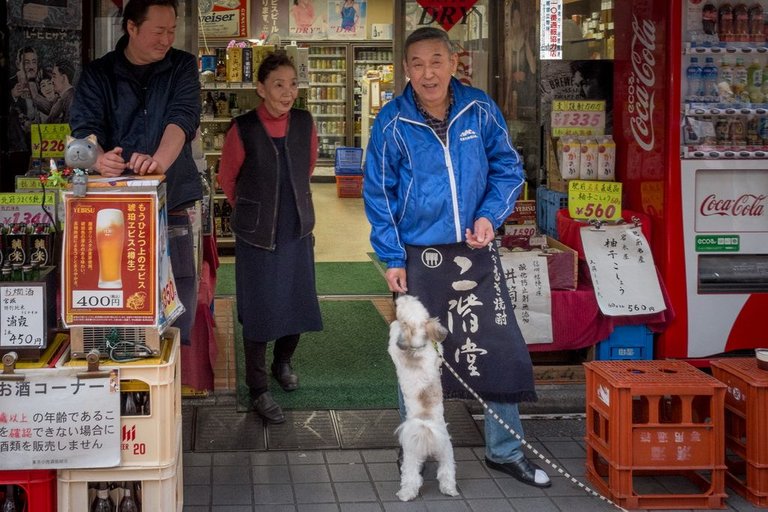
[687,57,704,100]
[702,57,720,100]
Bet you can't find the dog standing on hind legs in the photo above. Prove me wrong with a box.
[388,294,459,501]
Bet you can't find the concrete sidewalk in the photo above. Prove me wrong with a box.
[179,402,762,512]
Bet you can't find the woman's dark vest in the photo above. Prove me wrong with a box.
[230,108,315,249]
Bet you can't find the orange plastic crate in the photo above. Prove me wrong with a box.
[711,358,768,507]
[585,360,727,509]
[0,470,56,512]
[336,175,363,198]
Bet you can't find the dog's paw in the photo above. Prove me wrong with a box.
[396,487,420,502]
[439,484,459,497]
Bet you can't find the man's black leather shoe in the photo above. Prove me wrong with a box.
[253,392,286,424]
[485,457,552,488]
[271,361,299,392]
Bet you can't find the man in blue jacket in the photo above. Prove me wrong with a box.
[69,0,202,344]
[364,27,551,488]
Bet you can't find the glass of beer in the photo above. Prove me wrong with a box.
[96,208,125,289]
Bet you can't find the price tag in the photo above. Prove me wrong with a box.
[567,180,622,221]
[1,285,46,348]
[0,192,56,226]
[551,100,606,137]
[29,123,70,158]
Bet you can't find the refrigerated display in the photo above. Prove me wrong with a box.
[353,44,394,149]
[613,0,768,359]
[305,42,393,161]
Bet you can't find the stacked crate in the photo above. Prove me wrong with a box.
[711,358,768,507]
[535,186,568,239]
[594,325,654,361]
[57,328,183,511]
[335,147,364,198]
[585,360,727,510]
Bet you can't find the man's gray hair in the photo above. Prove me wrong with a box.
[404,27,454,58]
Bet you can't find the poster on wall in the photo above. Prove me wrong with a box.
[8,27,81,152]
[199,0,248,39]
[328,0,366,39]
[289,0,328,39]
[8,0,82,30]
[251,0,289,40]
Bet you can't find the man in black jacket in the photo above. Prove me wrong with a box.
[69,0,202,344]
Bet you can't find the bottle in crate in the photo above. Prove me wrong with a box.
[91,482,115,512]
[2,485,18,512]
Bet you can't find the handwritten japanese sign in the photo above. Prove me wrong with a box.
[499,250,553,344]
[581,224,666,316]
[0,369,121,469]
[551,100,606,137]
[568,180,622,221]
[0,193,56,227]
[1,284,46,348]
[29,123,70,159]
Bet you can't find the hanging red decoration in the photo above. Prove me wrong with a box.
[415,0,479,32]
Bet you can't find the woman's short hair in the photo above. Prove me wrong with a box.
[257,51,296,84]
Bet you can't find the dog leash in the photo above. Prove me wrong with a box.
[436,348,629,512]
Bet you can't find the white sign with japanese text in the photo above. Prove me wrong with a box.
[1,285,45,348]
[0,369,121,469]
[540,0,563,60]
[581,224,666,316]
[499,250,554,344]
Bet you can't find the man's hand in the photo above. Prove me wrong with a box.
[465,217,495,248]
[96,147,127,177]
[129,152,165,175]
[385,268,408,293]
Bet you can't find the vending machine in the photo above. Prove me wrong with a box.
[613,0,768,359]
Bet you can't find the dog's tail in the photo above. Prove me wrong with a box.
[396,418,450,455]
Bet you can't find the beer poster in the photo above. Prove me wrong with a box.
[198,0,249,39]
[61,189,175,326]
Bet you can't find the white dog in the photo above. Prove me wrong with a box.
[388,294,459,501]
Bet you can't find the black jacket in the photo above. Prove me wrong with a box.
[69,35,202,211]
[231,108,315,249]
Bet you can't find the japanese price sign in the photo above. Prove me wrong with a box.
[0,369,121,469]
[1,284,46,348]
[29,123,70,158]
[581,224,666,316]
[568,180,622,221]
[551,100,606,137]
[0,192,56,227]
[540,0,563,59]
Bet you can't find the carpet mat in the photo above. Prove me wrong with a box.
[235,299,398,411]
[216,261,389,296]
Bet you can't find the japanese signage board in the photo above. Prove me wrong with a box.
[1,283,46,348]
[61,180,183,329]
[0,192,57,228]
[199,0,248,38]
[568,180,622,221]
[0,369,121,469]
[551,100,606,137]
[540,0,563,59]
[499,250,553,344]
[29,124,70,159]
[581,224,666,316]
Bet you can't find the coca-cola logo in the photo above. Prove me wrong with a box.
[628,15,657,152]
[700,194,767,217]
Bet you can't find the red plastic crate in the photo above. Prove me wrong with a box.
[336,175,363,198]
[585,360,727,509]
[711,358,768,507]
[0,470,56,512]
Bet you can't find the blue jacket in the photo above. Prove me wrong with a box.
[363,78,525,268]
[70,36,202,211]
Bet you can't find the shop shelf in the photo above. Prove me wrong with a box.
[336,175,363,198]
[60,328,181,468]
[711,357,768,507]
[585,360,727,509]
[535,186,568,239]
[595,324,653,361]
[0,469,56,512]
[57,439,182,511]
